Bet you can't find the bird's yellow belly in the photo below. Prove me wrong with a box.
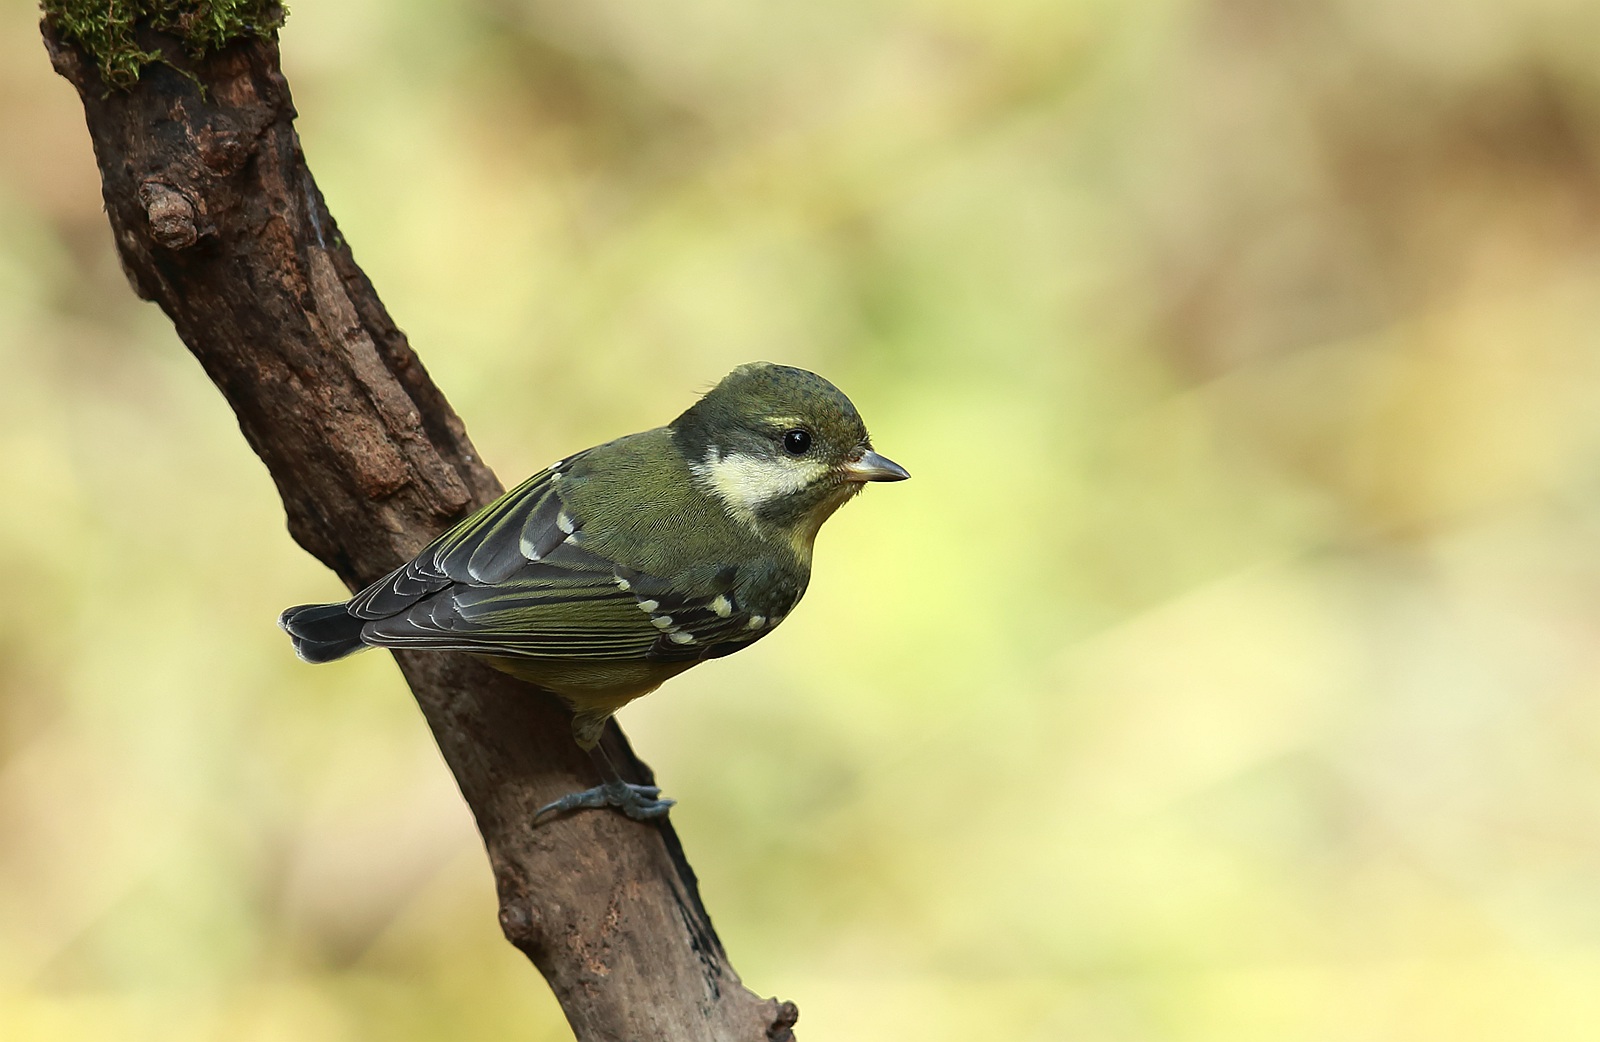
[482,655,696,747]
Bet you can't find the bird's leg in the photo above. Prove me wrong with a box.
[532,744,675,825]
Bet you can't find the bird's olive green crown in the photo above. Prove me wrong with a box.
[670,362,885,534]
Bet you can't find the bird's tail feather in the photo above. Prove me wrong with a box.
[279,601,368,663]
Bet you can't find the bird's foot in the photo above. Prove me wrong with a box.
[533,780,675,825]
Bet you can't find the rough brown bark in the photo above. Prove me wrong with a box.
[41,19,798,1042]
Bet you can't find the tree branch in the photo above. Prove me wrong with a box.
[41,16,797,1042]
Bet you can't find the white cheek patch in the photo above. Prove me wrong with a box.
[690,447,827,528]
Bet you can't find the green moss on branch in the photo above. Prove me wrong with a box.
[42,1,286,89]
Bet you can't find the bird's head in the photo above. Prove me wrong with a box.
[672,362,909,552]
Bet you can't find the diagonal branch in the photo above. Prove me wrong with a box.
[40,15,797,1042]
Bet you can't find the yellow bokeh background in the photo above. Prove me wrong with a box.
[7,0,1600,1039]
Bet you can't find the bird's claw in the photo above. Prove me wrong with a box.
[533,780,675,825]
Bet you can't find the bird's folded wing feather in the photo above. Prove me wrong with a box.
[344,457,774,662]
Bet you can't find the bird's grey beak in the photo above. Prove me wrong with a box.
[842,449,910,483]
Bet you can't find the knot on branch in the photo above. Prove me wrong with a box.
[138,180,200,249]
[498,896,542,950]
[766,1000,800,1041]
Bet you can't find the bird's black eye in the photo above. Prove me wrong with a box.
[782,428,812,456]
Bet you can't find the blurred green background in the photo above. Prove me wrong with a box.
[6,0,1600,1039]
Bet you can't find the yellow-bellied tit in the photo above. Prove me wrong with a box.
[279,362,909,822]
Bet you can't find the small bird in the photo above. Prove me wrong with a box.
[279,362,908,821]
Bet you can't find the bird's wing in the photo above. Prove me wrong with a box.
[345,457,780,662]
[345,460,576,620]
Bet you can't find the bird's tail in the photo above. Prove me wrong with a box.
[279,601,368,663]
